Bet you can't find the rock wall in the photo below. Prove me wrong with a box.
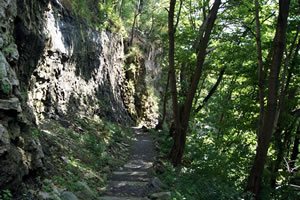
[0,0,161,189]
[122,40,161,127]
[15,0,132,124]
[0,0,44,189]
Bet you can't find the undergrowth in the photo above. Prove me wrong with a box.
[152,128,247,200]
[35,117,132,196]
[0,189,12,200]
[152,127,300,199]
[61,0,125,34]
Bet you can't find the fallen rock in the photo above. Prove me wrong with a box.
[149,192,171,200]
[150,177,166,191]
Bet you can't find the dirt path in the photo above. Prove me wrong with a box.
[100,128,158,200]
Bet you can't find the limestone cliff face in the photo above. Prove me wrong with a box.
[16,0,131,124]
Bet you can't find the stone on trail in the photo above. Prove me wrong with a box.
[149,192,171,200]
[100,196,150,200]
[110,180,149,187]
[112,171,148,176]
[150,177,166,191]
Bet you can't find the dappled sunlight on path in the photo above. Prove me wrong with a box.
[100,128,158,200]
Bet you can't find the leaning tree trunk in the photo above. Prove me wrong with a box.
[270,29,300,188]
[169,0,221,166]
[245,0,291,198]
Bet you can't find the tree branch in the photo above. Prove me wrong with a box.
[174,0,183,32]
[194,67,226,113]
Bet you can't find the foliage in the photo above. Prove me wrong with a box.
[0,189,12,200]
[36,117,132,195]
[30,127,42,138]
[153,127,248,199]
[62,0,94,24]
[154,125,300,199]
[61,0,125,33]
[98,3,126,34]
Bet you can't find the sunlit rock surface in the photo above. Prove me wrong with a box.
[16,1,131,124]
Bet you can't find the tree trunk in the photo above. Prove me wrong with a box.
[270,28,300,188]
[255,0,265,137]
[245,0,291,198]
[129,0,143,46]
[169,0,221,166]
[181,0,221,131]
[168,0,183,167]
[130,13,139,45]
